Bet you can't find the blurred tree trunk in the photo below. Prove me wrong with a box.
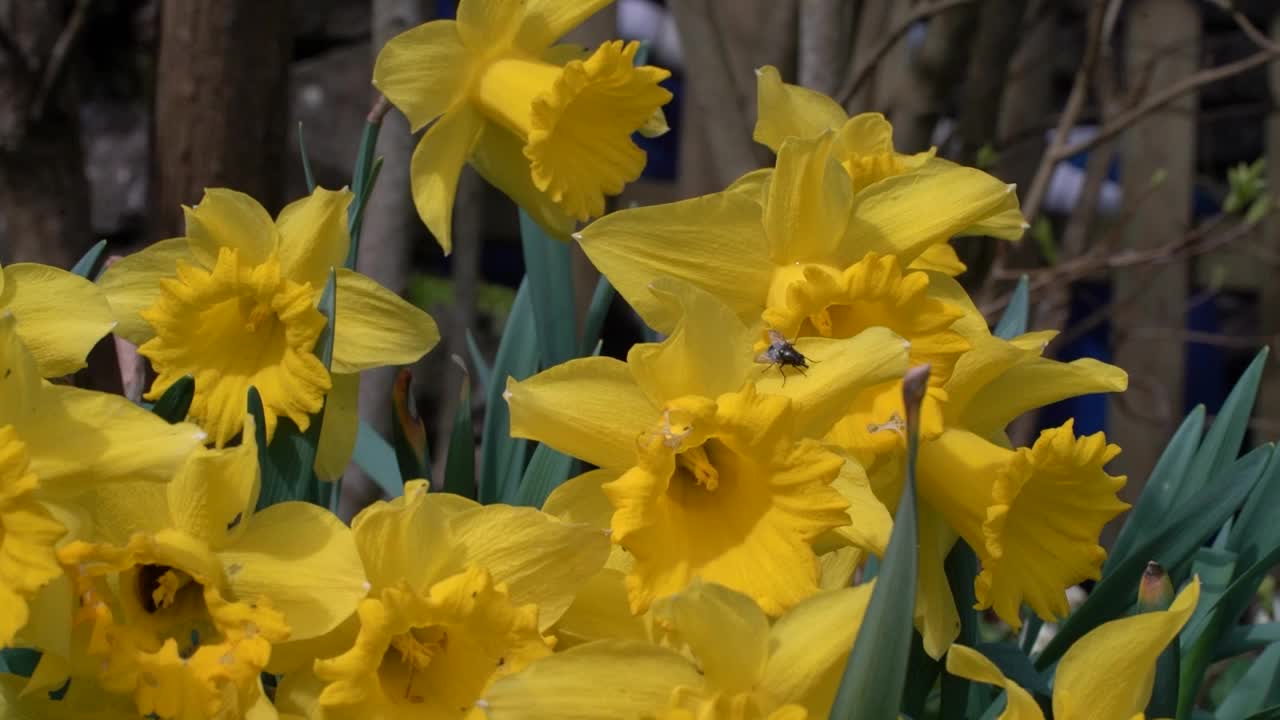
[886,3,976,153]
[798,0,853,96]
[342,0,435,513]
[0,0,90,267]
[669,0,791,195]
[1260,13,1280,442]
[150,0,292,237]
[1110,0,1198,483]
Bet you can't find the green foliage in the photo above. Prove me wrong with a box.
[1225,158,1267,222]
[70,239,108,279]
[444,359,477,499]
[150,375,194,424]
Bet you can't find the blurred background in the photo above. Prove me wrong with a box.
[2,0,1277,512]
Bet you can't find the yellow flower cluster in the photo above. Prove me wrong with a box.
[0,1,1200,719]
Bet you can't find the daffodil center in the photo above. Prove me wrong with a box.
[676,444,720,492]
[137,564,203,615]
[472,40,672,222]
[137,245,331,446]
[390,625,449,673]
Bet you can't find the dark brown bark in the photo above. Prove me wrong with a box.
[150,0,292,237]
[0,0,91,267]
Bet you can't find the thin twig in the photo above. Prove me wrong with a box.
[835,0,980,107]
[1206,0,1280,54]
[0,24,29,74]
[28,0,91,122]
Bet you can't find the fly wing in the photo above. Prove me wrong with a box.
[755,350,775,364]
[766,328,786,346]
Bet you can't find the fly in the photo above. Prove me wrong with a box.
[756,329,814,385]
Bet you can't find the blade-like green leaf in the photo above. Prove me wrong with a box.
[444,358,477,499]
[1178,348,1268,506]
[514,442,576,509]
[298,121,316,193]
[150,375,194,424]
[580,273,615,357]
[465,328,493,393]
[0,648,40,677]
[943,541,982,719]
[1107,406,1206,574]
[71,239,108,279]
[353,418,404,499]
[1175,548,1237,718]
[901,632,941,719]
[1216,643,1280,719]
[1245,704,1280,720]
[1219,623,1280,659]
[479,279,537,504]
[831,370,925,719]
[992,275,1030,340]
[345,113,386,268]
[974,643,1051,697]
[519,209,577,368]
[1036,444,1271,670]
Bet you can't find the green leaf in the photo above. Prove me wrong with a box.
[1245,704,1280,720]
[974,643,1051,697]
[1180,348,1268,507]
[901,632,941,719]
[943,541,982,719]
[298,121,316,193]
[515,443,576,509]
[465,328,493,393]
[1224,435,1280,624]
[345,114,386,269]
[70,239,108,279]
[1175,548,1237,717]
[993,275,1029,340]
[1216,643,1280,718]
[353,418,404,499]
[444,358,477,499]
[519,209,577,368]
[1036,444,1271,670]
[580,273,615,357]
[0,648,40,677]
[831,378,923,719]
[1219,623,1280,659]
[150,375,194,424]
[479,279,537,504]
[1106,406,1206,574]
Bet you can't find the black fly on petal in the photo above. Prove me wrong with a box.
[755,329,815,386]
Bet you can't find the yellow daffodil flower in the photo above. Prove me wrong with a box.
[751,65,1027,255]
[0,260,115,378]
[577,129,1013,450]
[506,279,906,616]
[37,418,366,720]
[480,580,874,719]
[373,0,672,252]
[0,672,142,720]
[272,480,610,720]
[0,312,205,648]
[827,314,1130,658]
[946,578,1201,720]
[98,186,439,476]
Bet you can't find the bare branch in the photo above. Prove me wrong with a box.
[28,0,91,122]
[835,0,980,107]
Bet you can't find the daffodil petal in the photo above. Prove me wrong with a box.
[480,640,702,720]
[657,581,769,693]
[945,645,1045,720]
[753,65,847,152]
[410,106,483,254]
[828,460,892,555]
[757,327,910,439]
[184,188,280,269]
[917,504,961,659]
[549,567,646,647]
[759,583,874,715]
[1053,579,1200,720]
[331,268,440,374]
[626,279,756,404]
[517,0,616,51]
[447,504,610,630]
[96,238,195,344]
[470,119,576,240]
[373,19,471,130]
[276,187,353,289]
[764,132,851,263]
[575,190,772,333]
[841,162,1014,267]
[457,0,523,48]
[909,243,967,276]
[167,439,260,550]
[0,264,114,377]
[961,357,1129,437]
[22,384,205,498]
[350,482,466,592]
[315,372,360,481]
[218,501,368,641]
[506,357,654,470]
[0,672,141,720]
[542,467,620,529]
